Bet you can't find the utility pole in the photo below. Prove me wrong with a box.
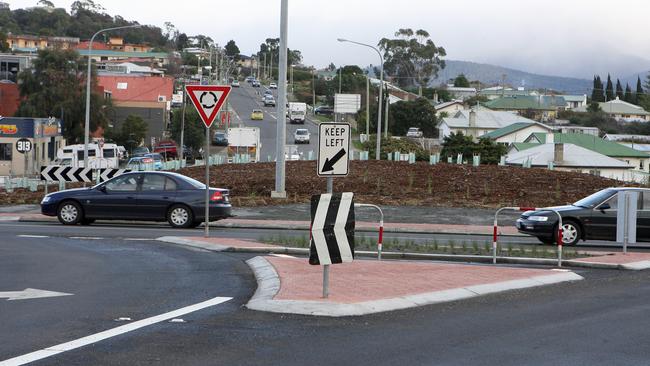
[384,85,389,138]
[312,69,316,114]
[366,75,370,137]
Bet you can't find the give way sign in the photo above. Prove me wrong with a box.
[186,85,232,128]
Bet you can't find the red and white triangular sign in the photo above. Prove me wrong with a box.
[185,85,232,128]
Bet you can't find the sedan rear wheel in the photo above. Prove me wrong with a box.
[560,221,581,246]
[167,205,193,228]
[57,201,83,225]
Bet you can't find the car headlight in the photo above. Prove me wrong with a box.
[527,215,549,222]
[41,196,52,204]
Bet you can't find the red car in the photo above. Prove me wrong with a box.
[153,141,178,159]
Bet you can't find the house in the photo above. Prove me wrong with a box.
[434,100,465,117]
[522,132,650,172]
[555,125,599,136]
[437,106,538,140]
[0,53,36,82]
[483,95,567,121]
[506,143,636,182]
[98,62,164,76]
[558,94,587,109]
[444,85,477,100]
[574,97,650,122]
[97,75,174,143]
[6,33,79,52]
[480,122,553,144]
[478,87,534,100]
[603,134,650,153]
[316,69,337,81]
[0,117,64,176]
[77,49,169,66]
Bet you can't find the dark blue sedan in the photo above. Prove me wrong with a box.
[41,171,232,228]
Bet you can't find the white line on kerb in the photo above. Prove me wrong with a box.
[17,235,49,238]
[0,296,232,366]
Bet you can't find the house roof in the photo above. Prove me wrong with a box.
[481,122,552,140]
[506,143,632,168]
[604,134,650,143]
[77,49,169,59]
[574,98,650,115]
[524,132,650,158]
[484,95,567,110]
[439,108,537,129]
[510,142,541,152]
[434,100,464,110]
[97,75,173,102]
[558,95,587,103]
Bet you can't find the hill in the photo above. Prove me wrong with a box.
[430,60,592,94]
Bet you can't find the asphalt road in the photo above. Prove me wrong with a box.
[3,221,650,365]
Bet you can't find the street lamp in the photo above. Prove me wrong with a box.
[84,24,143,168]
[337,38,384,160]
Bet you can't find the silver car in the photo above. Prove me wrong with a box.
[294,128,310,144]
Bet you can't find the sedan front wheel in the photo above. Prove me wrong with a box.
[560,221,581,246]
[57,201,83,225]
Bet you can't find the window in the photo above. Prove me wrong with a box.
[0,143,12,161]
[103,149,115,158]
[640,160,645,170]
[599,194,618,210]
[105,174,139,192]
[77,150,96,160]
[141,175,177,191]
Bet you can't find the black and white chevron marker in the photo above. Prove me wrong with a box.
[98,168,132,182]
[40,166,93,183]
[309,192,355,265]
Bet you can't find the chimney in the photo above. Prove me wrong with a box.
[469,109,477,128]
[554,143,564,163]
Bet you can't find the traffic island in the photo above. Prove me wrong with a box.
[244,256,583,317]
[567,252,650,270]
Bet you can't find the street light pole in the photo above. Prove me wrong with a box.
[272,0,288,198]
[337,38,383,160]
[84,24,142,168]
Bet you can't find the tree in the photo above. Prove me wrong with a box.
[591,75,604,103]
[605,74,614,101]
[453,74,470,88]
[327,63,336,72]
[440,132,505,164]
[587,102,602,113]
[0,31,8,52]
[170,107,204,151]
[624,84,634,103]
[224,39,240,60]
[105,115,147,152]
[14,48,110,143]
[378,28,446,95]
[37,0,55,7]
[615,79,624,100]
[388,98,438,137]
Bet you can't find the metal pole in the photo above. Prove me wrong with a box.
[180,82,186,162]
[204,126,210,237]
[366,75,370,137]
[272,0,288,198]
[312,69,316,114]
[327,177,333,193]
[384,86,389,138]
[624,194,629,254]
[323,264,330,298]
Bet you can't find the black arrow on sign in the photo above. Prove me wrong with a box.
[322,148,346,172]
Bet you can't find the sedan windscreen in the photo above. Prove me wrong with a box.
[573,189,616,208]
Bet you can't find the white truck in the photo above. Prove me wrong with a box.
[54,143,124,169]
[227,127,261,163]
[288,102,307,124]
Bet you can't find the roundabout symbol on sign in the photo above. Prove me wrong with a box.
[199,91,218,109]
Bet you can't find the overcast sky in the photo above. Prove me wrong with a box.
[9,0,650,79]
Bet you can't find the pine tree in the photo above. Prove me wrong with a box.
[615,79,624,100]
[637,76,645,105]
[624,84,633,103]
[592,75,605,102]
[606,74,614,101]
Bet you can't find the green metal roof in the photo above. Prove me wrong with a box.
[484,95,566,111]
[77,49,169,58]
[527,132,547,143]
[510,142,540,152]
[553,133,649,158]
[481,122,534,139]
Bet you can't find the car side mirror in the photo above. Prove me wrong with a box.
[599,203,610,211]
[98,185,107,193]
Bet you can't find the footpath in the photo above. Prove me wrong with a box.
[6,204,650,317]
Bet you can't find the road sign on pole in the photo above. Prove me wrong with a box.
[16,138,32,154]
[309,192,355,266]
[317,123,351,177]
[186,85,232,238]
[185,85,232,128]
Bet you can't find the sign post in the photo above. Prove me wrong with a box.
[185,85,232,238]
[617,191,638,254]
[16,138,32,177]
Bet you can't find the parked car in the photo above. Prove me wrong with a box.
[406,127,423,138]
[153,141,178,159]
[252,80,261,87]
[251,109,264,120]
[40,171,232,228]
[314,106,334,116]
[143,153,164,170]
[269,82,278,89]
[231,79,240,87]
[263,95,276,107]
[516,187,650,246]
[131,146,150,158]
[293,128,310,144]
[213,131,228,146]
[126,156,156,170]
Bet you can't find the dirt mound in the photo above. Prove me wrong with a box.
[0,161,632,208]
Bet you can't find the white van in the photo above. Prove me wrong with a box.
[55,143,122,169]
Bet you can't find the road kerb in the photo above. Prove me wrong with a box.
[244,256,584,317]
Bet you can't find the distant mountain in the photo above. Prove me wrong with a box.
[620,70,650,90]
[430,60,592,94]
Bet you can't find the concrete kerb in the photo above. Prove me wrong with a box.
[244,256,584,317]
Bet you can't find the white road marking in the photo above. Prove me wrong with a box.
[0,288,72,301]
[69,237,103,240]
[122,238,154,241]
[0,296,232,366]
[270,254,296,259]
[17,235,49,238]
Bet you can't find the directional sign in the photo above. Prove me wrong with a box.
[186,85,232,128]
[98,168,132,183]
[40,166,93,183]
[309,192,355,265]
[16,138,32,154]
[318,123,351,177]
[0,288,73,301]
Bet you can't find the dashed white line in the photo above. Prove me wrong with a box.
[0,296,232,366]
[17,235,49,238]
[69,237,103,240]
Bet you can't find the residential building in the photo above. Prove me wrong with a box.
[604,134,650,154]
[574,97,650,122]
[0,53,36,82]
[478,87,534,100]
[481,122,553,144]
[316,69,336,81]
[506,143,637,182]
[106,37,153,53]
[522,132,650,172]
[483,95,567,121]
[437,106,538,140]
[558,94,587,109]
[444,85,477,100]
[0,117,64,176]
[98,62,164,76]
[555,125,599,136]
[6,33,79,52]
[434,100,465,117]
[237,54,258,69]
[97,75,174,143]
[0,81,20,116]
[77,49,169,66]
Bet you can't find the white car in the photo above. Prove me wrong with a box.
[406,127,423,138]
[231,80,240,87]
[294,128,310,144]
[269,82,278,89]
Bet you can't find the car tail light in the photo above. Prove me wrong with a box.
[143,158,154,163]
[210,191,224,202]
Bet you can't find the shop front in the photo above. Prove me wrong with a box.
[0,117,64,177]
